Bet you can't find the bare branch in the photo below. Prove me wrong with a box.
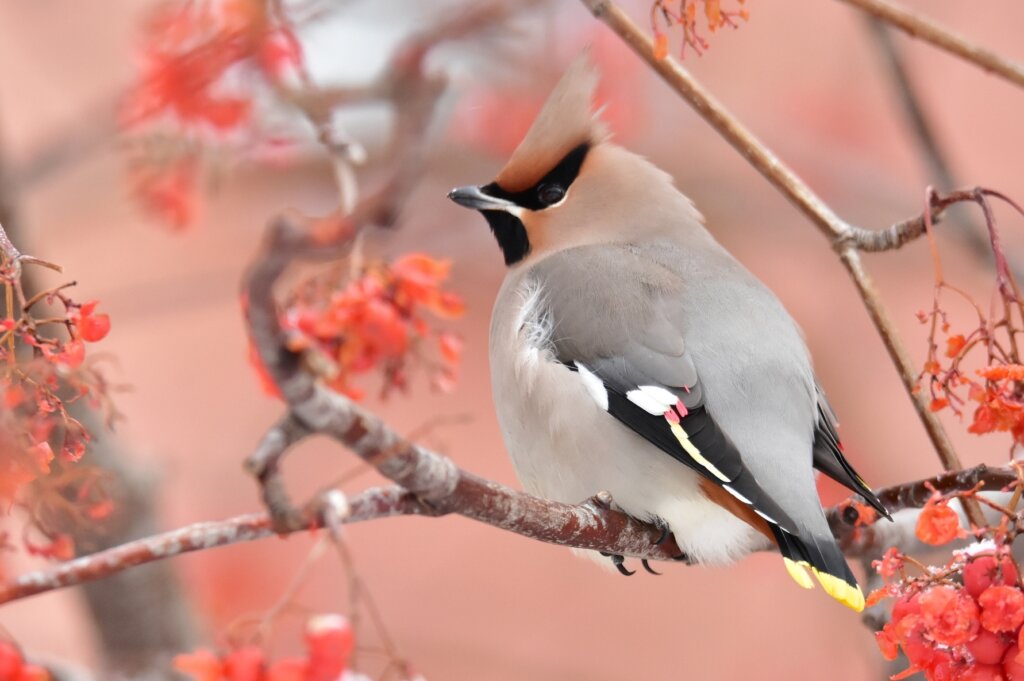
[0,483,681,606]
[6,463,1018,608]
[578,0,987,528]
[837,0,1024,90]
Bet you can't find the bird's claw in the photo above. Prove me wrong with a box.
[641,559,662,575]
[600,551,635,576]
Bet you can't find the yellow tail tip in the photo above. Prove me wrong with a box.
[783,558,815,590]
[811,568,865,612]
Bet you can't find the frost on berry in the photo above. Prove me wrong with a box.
[871,534,1024,678]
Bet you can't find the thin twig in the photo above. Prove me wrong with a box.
[837,0,1024,89]
[578,0,987,528]
[864,18,1024,283]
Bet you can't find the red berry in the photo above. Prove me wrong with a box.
[962,663,1007,681]
[979,586,1024,633]
[902,631,936,669]
[920,585,979,646]
[893,592,922,620]
[0,642,24,680]
[305,614,354,681]
[966,555,1021,599]
[968,628,1012,665]
[15,664,49,681]
[224,646,264,681]
[265,658,306,681]
[928,650,955,681]
[1004,644,1024,681]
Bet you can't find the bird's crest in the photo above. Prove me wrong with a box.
[495,54,609,193]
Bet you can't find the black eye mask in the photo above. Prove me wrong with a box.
[477,142,590,267]
[482,142,590,211]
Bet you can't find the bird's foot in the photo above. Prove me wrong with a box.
[649,515,672,546]
[600,551,635,576]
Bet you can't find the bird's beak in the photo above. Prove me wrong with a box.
[447,185,518,212]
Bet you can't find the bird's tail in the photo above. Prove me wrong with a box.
[771,524,864,612]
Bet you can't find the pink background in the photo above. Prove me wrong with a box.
[1,1,1023,679]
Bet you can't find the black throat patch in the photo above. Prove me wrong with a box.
[478,142,591,267]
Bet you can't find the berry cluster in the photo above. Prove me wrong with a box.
[253,253,464,400]
[175,615,374,681]
[875,545,1024,680]
[122,0,306,229]
[2,246,114,558]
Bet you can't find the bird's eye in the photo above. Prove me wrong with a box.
[536,183,566,207]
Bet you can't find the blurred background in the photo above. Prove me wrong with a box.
[0,0,1023,679]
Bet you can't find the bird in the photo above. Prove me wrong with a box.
[446,56,889,612]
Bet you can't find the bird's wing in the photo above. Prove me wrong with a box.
[532,244,865,610]
[565,355,801,537]
[812,385,891,519]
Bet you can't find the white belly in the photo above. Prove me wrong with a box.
[489,274,771,565]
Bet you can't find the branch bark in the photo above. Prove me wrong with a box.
[578,0,987,529]
[4,463,1016,608]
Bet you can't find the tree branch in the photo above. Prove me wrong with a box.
[5,463,1017,608]
[837,0,1024,90]
[578,0,987,528]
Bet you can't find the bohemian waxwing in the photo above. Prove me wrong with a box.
[447,56,889,612]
